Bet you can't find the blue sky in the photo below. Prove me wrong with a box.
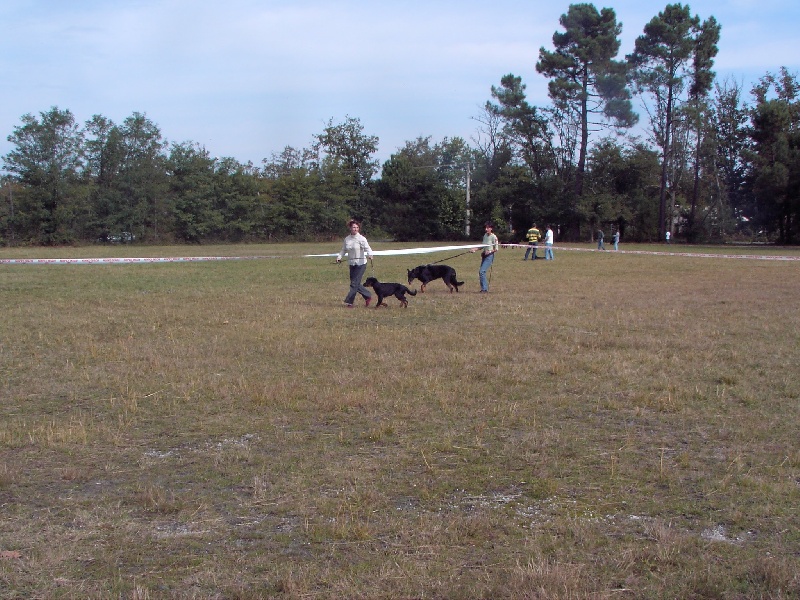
[1,0,799,167]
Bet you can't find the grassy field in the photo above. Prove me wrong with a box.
[1,242,799,599]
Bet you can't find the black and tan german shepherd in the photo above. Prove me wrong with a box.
[364,277,417,308]
[406,264,464,293]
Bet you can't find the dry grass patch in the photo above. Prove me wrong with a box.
[1,242,799,598]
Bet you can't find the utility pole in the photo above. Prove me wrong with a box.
[465,163,471,237]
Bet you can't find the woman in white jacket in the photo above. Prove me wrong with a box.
[336,220,374,308]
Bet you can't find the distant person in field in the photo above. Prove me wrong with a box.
[613,229,620,251]
[597,228,605,250]
[665,230,671,244]
[470,221,499,292]
[524,223,540,260]
[336,220,374,308]
[544,225,555,260]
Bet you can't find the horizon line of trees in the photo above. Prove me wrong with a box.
[2,3,800,247]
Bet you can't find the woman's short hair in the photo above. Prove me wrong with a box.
[347,219,360,228]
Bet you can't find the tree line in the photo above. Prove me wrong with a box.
[2,3,799,246]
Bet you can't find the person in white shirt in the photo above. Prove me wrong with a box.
[470,221,499,292]
[544,226,554,260]
[336,220,374,308]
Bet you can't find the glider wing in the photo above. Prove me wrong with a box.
[305,243,486,258]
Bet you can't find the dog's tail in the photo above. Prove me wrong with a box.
[408,288,417,296]
[450,269,464,289]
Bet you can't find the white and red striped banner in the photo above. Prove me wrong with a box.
[501,244,800,261]
[0,255,280,265]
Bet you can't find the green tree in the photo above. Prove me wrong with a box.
[262,146,316,179]
[482,75,574,236]
[472,101,514,185]
[376,137,468,241]
[474,165,540,238]
[486,74,555,178]
[433,137,474,237]
[712,78,749,228]
[627,3,703,240]
[167,142,221,242]
[472,103,525,236]
[317,158,367,237]
[214,157,262,241]
[685,16,720,241]
[260,143,354,240]
[746,69,800,243]
[3,106,84,243]
[0,178,21,245]
[84,114,126,241]
[586,139,661,240]
[117,112,168,241]
[265,166,326,239]
[313,116,379,223]
[536,3,637,199]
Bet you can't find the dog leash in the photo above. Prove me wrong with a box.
[425,250,472,266]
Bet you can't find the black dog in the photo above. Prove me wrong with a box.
[364,277,417,308]
[407,264,464,293]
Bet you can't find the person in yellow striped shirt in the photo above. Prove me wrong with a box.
[524,223,540,260]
